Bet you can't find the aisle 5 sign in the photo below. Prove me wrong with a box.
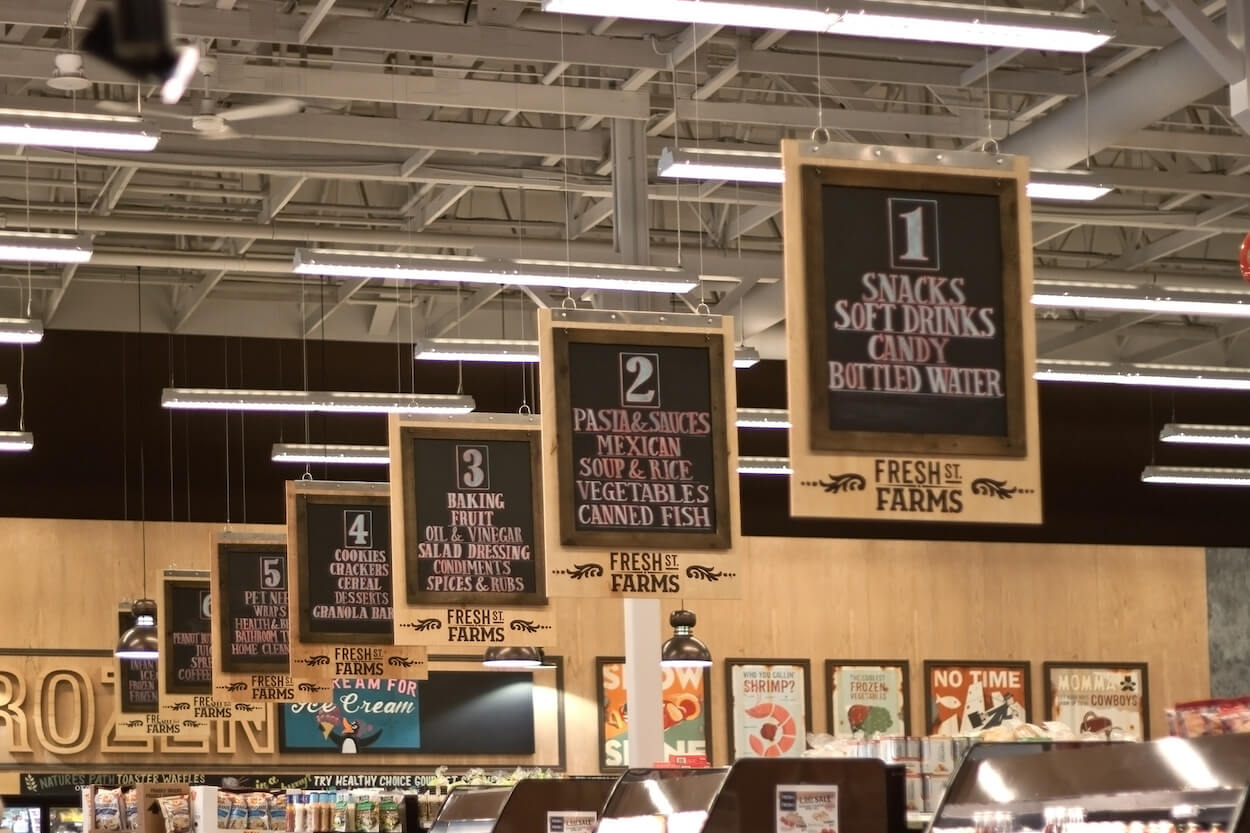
[781,141,1042,524]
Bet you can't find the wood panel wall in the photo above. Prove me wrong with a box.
[0,518,1210,775]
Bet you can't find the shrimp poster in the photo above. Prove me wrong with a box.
[925,661,1030,736]
[598,659,708,769]
[776,785,838,833]
[1043,663,1147,741]
[828,662,908,737]
[728,662,807,758]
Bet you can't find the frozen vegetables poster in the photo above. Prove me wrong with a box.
[728,661,808,758]
[1043,663,1148,740]
[827,661,909,737]
[598,658,709,769]
[925,661,1030,736]
[280,678,421,753]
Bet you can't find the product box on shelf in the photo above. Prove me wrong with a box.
[190,786,287,833]
[82,783,192,833]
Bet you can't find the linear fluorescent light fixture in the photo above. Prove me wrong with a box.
[734,346,761,368]
[1142,466,1250,487]
[293,249,697,294]
[0,232,91,264]
[543,0,1111,52]
[1159,423,1250,446]
[659,147,785,184]
[415,338,540,363]
[1025,180,1113,201]
[271,443,390,465]
[1036,360,1250,391]
[1033,283,1250,318]
[0,384,6,405]
[737,456,792,475]
[0,109,159,151]
[161,387,475,414]
[0,317,43,343]
[0,430,33,451]
[736,408,790,429]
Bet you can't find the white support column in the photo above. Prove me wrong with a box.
[611,117,650,265]
[623,598,664,768]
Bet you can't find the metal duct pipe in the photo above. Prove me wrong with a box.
[998,39,1225,169]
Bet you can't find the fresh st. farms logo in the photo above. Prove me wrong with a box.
[601,662,705,767]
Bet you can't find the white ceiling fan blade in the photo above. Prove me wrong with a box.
[219,97,304,122]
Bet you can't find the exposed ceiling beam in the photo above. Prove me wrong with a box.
[305,278,369,336]
[300,0,338,44]
[1038,313,1156,354]
[1126,319,1250,362]
[425,285,507,337]
[1098,198,1249,270]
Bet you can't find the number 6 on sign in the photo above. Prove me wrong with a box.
[888,197,939,271]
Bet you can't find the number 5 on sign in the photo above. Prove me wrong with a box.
[889,198,939,271]
[260,556,285,589]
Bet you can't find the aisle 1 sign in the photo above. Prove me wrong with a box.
[388,413,557,647]
[286,480,427,701]
[210,532,297,702]
[780,140,1042,524]
[538,308,742,599]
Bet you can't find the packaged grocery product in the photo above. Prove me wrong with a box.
[379,796,401,833]
[229,794,249,830]
[333,796,349,833]
[355,799,379,833]
[95,788,123,831]
[269,795,287,832]
[158,796,193,833]
[217,792,236,829]
[245,793,271,830]
[122,790,140,831]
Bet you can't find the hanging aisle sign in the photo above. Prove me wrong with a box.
[211,532,297,702]
[143,570,241,740]
[538,308,742,598]
[286,480,427,699]
[781,140,1043,524]
[389,413,557,647]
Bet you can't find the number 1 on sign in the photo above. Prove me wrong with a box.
[897,206,926,262]
[888,197,939,271]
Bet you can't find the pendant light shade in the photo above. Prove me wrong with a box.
[661,609,712,668]
[116,598,159,659]
[482,645,545,668]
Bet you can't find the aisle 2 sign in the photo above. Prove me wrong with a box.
[539,308,742,599]
[781,140,1042,524]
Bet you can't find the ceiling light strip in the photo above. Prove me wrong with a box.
[542,0,1111,51]
[733,346,761,368]
[1141,466,1250,487]
[414,338,540,363]
[271,443,391,465]
[293,250,698,294]
[0,109,159,152]
[735,408,790,429]
[1159,423,1250,446]
[0,317,44,344]
[0,430,33,451]
[1035,361,1250,391]
[1033,283,1250,318]
[162,388,475,414]
[737,456,793,475]
[0,384,6,406]
[0,233,91,264]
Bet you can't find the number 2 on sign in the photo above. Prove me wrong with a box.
[620,352,661,408]
[259,556,285,589]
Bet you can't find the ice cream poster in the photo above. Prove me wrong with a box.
[728,661,808,758]
[279,678,421,753]
[925,661,1030,736]
[776,785,838,833]
[1043,663,1148,741]
[828,661,909,738]
[598,658,709,769]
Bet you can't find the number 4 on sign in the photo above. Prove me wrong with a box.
[345,511,371,547]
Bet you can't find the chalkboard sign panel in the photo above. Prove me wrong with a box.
[800,166,1026,457]
[117,609,158,714]
[164,578,213,695]
[400,426,545,605]
[216,542,290,674]
[296,493,393,641]
[552,328,731,549]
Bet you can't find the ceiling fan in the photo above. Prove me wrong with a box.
[97,56,304,140]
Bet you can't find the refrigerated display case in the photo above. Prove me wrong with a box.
[0,806,40,833]
[931,735,1250,833]
[428,787,513,833]
[424,778,617,833]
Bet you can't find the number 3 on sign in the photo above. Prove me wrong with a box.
[888,197,940,271]
[620,352,661,408]
[457,444,490,490]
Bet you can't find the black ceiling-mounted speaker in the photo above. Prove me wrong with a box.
[83,0,179,82]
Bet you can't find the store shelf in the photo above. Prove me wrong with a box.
[907,812,933,829]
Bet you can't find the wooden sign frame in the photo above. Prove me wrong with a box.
[286,480,427,698]
[388,413,557,648]
[210,531,296,702]
[539,308,743,600]
[1042,661,1150,740]
[781,139,1043,524]
[153,569,235,739]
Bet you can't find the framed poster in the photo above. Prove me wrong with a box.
[781,139,1042,524]
[116,605,158,715]
[154,569,236,739]
[388,414,556,647]
[287,480,427,697]
[539,308,743,599]
[210,531,296,703]
[1043,662,1149,740]
[597,657,711,771]
[826,660,910,738]
[725,659,810,759]
[925,660,1030,736]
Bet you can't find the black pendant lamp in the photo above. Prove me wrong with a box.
[482,646,544,668]
[661,609,712,668]
[116,598,159,659]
